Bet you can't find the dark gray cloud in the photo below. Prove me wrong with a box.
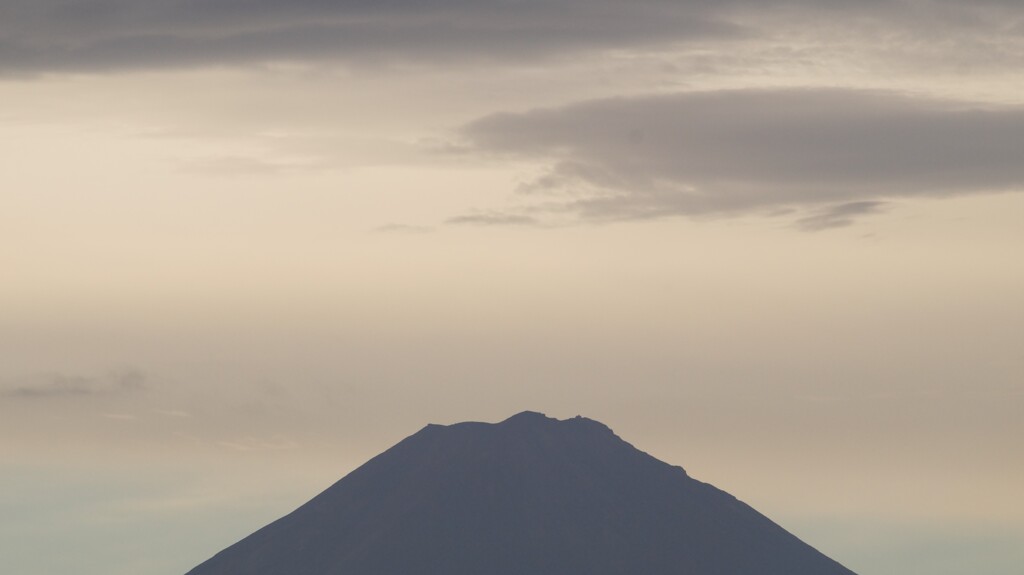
[2,369,147,399]
[0,0,732,73]
[1,1,1019,73]
[459,89,1024,227]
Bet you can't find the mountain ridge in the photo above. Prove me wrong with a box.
[187,411,856,575]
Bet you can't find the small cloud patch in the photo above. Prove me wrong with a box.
[1,369,148,400]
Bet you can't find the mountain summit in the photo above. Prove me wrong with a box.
[187,411,856,575]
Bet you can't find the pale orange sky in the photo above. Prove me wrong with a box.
[2,2,1023,574]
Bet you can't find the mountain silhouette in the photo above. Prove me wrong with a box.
[187,411,856,575]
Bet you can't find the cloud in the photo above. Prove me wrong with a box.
[1,369,147,399]
[458,89,1024,228]
[0,0,735,74]
[217,436,300,452]
[373,223,434,234]
[446,212,539,227]
[100,412,139,421]
[795,201,888,231]
[0,1,1020,73]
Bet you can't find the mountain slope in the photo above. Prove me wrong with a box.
[187,411,856,575]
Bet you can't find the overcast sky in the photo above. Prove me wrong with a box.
[2,2,1023,574]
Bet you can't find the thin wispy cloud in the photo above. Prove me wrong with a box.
[100,412,139,421]
[374,223,435,234]
[1,369,148,400]
[446,212,539,227]
[217,436,300,452]
[795,201,889,231]
[459,89,1024,229]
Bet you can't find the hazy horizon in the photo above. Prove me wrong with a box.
[2,1,1023,574]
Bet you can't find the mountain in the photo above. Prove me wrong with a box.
[187,411,856,575]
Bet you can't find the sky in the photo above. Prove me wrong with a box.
[1,1,1023,574]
